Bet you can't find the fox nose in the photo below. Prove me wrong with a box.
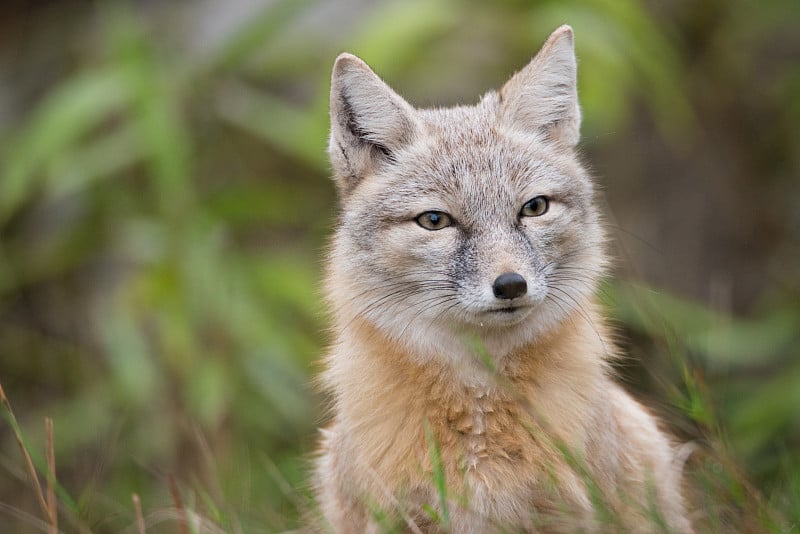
[492,272,527,300]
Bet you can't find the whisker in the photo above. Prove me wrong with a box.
[396,296,459,342]
[547,285,611,359]
[543,292,576,327]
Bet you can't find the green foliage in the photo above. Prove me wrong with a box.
[0,0,798,532]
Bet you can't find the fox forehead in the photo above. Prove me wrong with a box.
[351,113,591,218]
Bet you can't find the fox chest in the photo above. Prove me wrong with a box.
[413,392,590,526]
[440,392,528,471]
[430,392,571,492]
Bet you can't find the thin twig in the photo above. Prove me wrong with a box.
[45,417,58,534]
[0,383,49,520]
[132,494,146,534]
[168,473,188,534]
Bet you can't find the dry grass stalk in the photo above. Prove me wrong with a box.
[132,493,146,534]
[168,473,188,534]
[0,383,49,520]
[45,417,58,534]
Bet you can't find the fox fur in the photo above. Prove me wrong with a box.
[314,25,692,533]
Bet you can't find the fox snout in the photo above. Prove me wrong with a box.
[492,272,528,300]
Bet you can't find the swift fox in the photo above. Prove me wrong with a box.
[314,26,692,533]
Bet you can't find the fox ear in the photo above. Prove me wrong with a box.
[499,25,581,147]
[329,53,419,194]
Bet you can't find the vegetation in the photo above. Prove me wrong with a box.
[0,1,798,531]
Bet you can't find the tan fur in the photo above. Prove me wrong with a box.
[315,26,692,533]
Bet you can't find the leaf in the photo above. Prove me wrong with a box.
[606,280,799,369]
[1,68,131,222]
[215,81,328,171]
[423,420,450,530]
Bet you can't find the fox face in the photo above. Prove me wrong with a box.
[326,27,606,364]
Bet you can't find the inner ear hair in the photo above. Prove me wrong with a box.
[338,91,398,162]
[328,53,424,198]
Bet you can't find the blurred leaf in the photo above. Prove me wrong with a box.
[215,81,328,170]
[607,281,799,369]
[252,255,320,318]
[215,0,457,169]
[530,0,695,142]
[110,9,193,213]
[729,362,800,456]
[346,0,456,76]
[188,360,231,427]
[201,0,317,72]
[242,348,311,428]
[204,185,328,227]
[44,125,144,199]
[100,301,161,406]
[1,68,131,222]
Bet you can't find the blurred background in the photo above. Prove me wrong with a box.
[0,0,798,531]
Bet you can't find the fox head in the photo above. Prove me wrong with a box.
[325,26,607,365]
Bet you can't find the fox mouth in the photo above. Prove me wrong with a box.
[474,304,534,328]
[485,304,530,314]
[488,307,522,314]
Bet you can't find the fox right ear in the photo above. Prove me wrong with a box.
[329,53,419,194]
[499,25,581,147]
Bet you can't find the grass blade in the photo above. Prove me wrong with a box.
[0,383,49,521]
[168,473,188,534]
[423,420,450,531]
[132,494,146,534]
[45,417,58,534]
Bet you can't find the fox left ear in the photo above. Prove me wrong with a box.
[329,53,419,195]
[499,25,581,147]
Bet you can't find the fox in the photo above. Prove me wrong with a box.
[314,25,693,533]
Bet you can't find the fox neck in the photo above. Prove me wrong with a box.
[330,300,612,390]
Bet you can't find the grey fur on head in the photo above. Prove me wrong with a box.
[329,25,580,198]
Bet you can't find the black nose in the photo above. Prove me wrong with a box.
[492,272,527,300]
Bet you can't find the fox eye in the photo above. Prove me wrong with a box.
[520,196,549,217]
[415,211,452,231]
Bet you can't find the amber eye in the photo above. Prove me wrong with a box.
[415,211,452,230]
[520,196,549,217]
